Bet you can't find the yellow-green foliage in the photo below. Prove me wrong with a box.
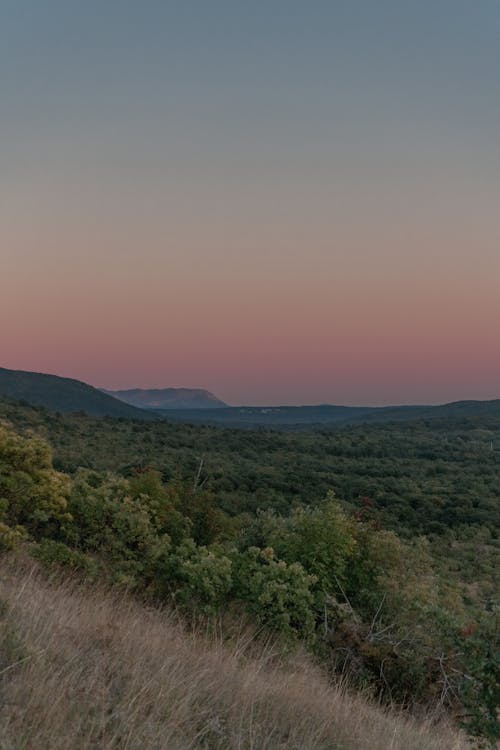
[265,493,357,589]
[0,422,70,548]
[232,546,317,639]
[31,539,99,578]
[159,539,233,614]
[64,469,171,585]
[349,526,442,621]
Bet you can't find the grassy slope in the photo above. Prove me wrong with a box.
[0,557,469,750]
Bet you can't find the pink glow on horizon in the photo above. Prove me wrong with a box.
[2,142,499,407]
[2,233,499,405]
[2,1,500,407]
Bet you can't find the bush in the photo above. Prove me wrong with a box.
[64,470,170,585]
[31,539,99,578]
[232,546,316,640]
[458,612,500,747]
[156,539,233,615]
[0,423,70,545]
[241,495,357,603]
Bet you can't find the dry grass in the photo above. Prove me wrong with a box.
[0,557,470,750]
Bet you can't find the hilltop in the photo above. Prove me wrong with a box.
[0,367,156,420]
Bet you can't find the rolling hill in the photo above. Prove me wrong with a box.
[152,399,500,428]
[1,366,499,429]
[0,367,157,419]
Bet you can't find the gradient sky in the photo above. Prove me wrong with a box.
[1,1,499,405]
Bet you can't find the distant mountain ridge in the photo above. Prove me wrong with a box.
[105,387,227,410]
[1,366,498,429]
[152,399,500,428]
[0,368,156,420]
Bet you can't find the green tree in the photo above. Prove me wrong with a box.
[244,494,357,607]
[64,469,170,585]
[232,546,316,639]
[0,422,70,548]
[156,539,232,615]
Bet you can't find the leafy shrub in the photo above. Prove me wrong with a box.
[0,423,70,545]
[31,539,98,578]
[128,471,191,544]
[232,546,316,640]
[347,525,441,624]
[269,495,356,591]
[458,612,500,748]
[156,539,233,615]
[64,470,170,585]
[0,522,28,551]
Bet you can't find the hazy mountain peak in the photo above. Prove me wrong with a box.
[104,387,227,410]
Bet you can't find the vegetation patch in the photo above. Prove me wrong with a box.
[0,405,498,746]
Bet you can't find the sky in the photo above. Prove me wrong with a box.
[1,1,499,405]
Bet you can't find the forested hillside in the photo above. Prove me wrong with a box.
[1,396,498,538]
[0,397,498,746]
[0,368,156,419]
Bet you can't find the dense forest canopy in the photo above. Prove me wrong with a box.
[1,396,498,536]
[0,396,498,745]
